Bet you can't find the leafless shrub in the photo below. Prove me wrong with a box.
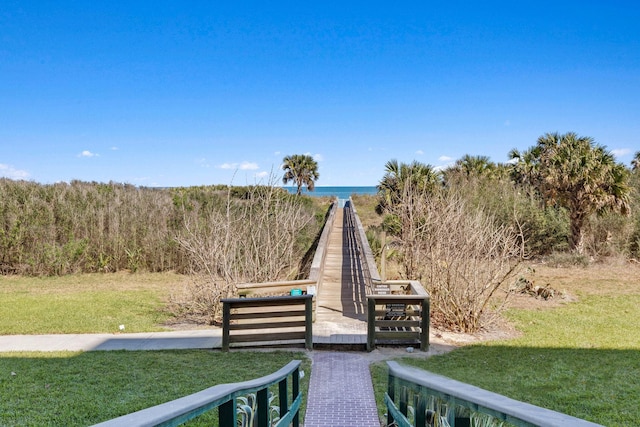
[170,182,316,323]
[383,183,524,332]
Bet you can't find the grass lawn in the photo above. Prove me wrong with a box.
[372,262,640,427]
[0,350,310,426]
[0,272,190,334]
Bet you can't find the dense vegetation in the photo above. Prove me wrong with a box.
[370,136,640,331]
[0,180,325,277]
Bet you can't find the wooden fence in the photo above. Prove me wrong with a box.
[366,280,430,352]
[221,295,314,351]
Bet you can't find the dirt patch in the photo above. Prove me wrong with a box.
[524,260,640,296]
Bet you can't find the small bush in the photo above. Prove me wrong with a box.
[543,251,590,268]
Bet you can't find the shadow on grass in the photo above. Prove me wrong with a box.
[372,345,639,427]
[0,349,310,427]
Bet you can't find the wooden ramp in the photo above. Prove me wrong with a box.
[313,204,369,347]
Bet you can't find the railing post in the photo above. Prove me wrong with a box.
[222,300,231,352]
[256,388,268,427]
[400,385,409,419]
[305,295,313,350]
[367,296,376,352]
[293,367,300,427]
[420,295,430,352]
[387,369,396,426]
[279,377,288,425]
[415,393,427,427]
[219,398,236,426]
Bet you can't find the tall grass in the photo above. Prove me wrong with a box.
[0,179,324,277]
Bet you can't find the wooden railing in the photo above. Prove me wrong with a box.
[236,279,316,298]
[308,200,338,286]
[222,295,314,351]
[93,360,303,427]
[366,280,430,352]
[345,198,381,291]
[385,361,603,427]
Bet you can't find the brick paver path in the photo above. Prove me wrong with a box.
[304,351,381,427]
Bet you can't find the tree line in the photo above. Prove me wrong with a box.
[373,133,640,332]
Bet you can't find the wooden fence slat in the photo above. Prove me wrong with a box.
[230,310,306,320]
[222,295,313,351]
[375,331,421,341]
[229,320,307,331]
[229,331,307,343]
[375,320,421,328]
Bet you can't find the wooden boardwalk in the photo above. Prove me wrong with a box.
[313,204,370,347]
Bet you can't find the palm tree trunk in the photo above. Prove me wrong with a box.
[569,211,585,253]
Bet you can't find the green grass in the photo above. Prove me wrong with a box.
[0,290,169,334]
[0,273,186,334]
[0,350,310,426]
[372,294,640,426]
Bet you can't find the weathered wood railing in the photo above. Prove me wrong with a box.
[366,280,430,352]
[93,360,303,427]
[236,279,317,298]
[222,295,313,351]
[345,198,381,291]
[386,361,603,427]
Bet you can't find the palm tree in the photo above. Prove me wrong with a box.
[376,159,440,214]
[281,154,320,195]
[632,151,640,171]
[511,132,631,252]
[455,154,495,176]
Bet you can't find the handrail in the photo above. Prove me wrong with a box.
[93,360,303,427]
[346,198,381,289]
[386,361,603,427]
[308,199,338,284]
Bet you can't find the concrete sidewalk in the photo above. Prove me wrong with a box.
[0,329,223,352]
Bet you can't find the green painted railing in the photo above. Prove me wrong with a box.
[93,360,303,427]
[386,361,603,427]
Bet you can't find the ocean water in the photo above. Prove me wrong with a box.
[284,186,377,199]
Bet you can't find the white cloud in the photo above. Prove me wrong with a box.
[0,164,30,179]
[78,150,98,158]
[239,161,259,170]
[416,150,424,155]
[304,152,324,162]
[612,148,632,158]
[439,155,453,162]
[255,171,269,179]
[110,146,119,151]
[219,161,259,170]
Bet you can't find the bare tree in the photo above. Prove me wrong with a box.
[170,181,316,324]
[381,180,523,332]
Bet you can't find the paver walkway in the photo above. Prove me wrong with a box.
[304,352,381,427]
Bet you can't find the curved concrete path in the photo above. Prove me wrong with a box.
[0,329,222,352]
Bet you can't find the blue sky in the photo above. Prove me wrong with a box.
[1,1,639,187]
